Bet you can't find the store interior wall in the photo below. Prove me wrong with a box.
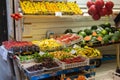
[22,16,114,41]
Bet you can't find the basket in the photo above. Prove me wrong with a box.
[55,58,89,69]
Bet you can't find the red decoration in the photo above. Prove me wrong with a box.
[10,13,22,21]
[86,0,114,20]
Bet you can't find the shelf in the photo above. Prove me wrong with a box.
[25,66,92,80]
[23,15,83,19]
[89,41,120,48]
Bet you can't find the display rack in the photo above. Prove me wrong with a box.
[9,44,120,80]
[6,50,99,80]
[7,0,120,80]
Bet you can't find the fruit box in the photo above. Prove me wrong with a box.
[63,38,83,47]
[23,63,45,77]
[55,57,89,69]
[16,56,61,76]
[23,62,61,77]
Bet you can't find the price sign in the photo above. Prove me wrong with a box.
[55,12,62,16]
[70,49,76,54]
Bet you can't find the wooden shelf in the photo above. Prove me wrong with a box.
[23,15,84,19]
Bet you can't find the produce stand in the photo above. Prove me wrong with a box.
[5,0,120,80]
[4,39,120,80]
[1,41,99,80]
[11,55,96,80]
[5,50,101,80]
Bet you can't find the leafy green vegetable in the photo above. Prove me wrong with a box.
[33,52,54,63]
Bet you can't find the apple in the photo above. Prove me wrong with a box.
[88,5,97,15]
[87,0,94,8]
[92,13,101,20]
[106,9,113,16]
[99,8,107,16]
[95,0,104,9]
[105,1,114,10]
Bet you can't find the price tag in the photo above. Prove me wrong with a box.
[70,49,76,54]
[55,12,62,16]
[73,44,80,48]
[39,51,45,55]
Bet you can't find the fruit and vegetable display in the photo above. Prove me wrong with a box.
[27,61,59,71]
[26,53,59,72]
[32,52,53,63]
[60,56,86,64]
[20,1,83,15]
[32,39,62,51]
[2,41,40,55]
[49,50,89,69]
[49,50,87,63]
[87,0,114,20]
[56,33,82,46]
[78,23,120,46]
[19,54,34,62]
[64,46,101,58]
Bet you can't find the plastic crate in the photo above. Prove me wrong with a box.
[24,66,45,76]
[55,58,89,69]
[23,61,61,76]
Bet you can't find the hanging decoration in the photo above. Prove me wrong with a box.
[11,13,22,21]
[87,0,114,20]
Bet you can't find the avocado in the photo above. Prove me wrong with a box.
[64,29,73,34]
[99,24,106,29]
[104,22,111,28]
[110,27,118,33]
[84,29,92,35]
[91,25,98,30]
[105,27,112,33]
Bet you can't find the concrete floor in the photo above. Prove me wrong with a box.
[0,57,118,80]
[95,60,117,80]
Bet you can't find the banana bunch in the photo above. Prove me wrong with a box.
[74,46,101,58]
[49,51,75,60]
[32,39,62,51]
[83,46,101,58]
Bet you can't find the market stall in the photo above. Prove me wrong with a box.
[2,0,120,80]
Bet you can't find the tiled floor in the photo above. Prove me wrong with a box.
[95,60,117,80]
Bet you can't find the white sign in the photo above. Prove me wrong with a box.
[55,12,62,17]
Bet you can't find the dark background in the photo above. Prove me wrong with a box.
[0,0,8,45]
